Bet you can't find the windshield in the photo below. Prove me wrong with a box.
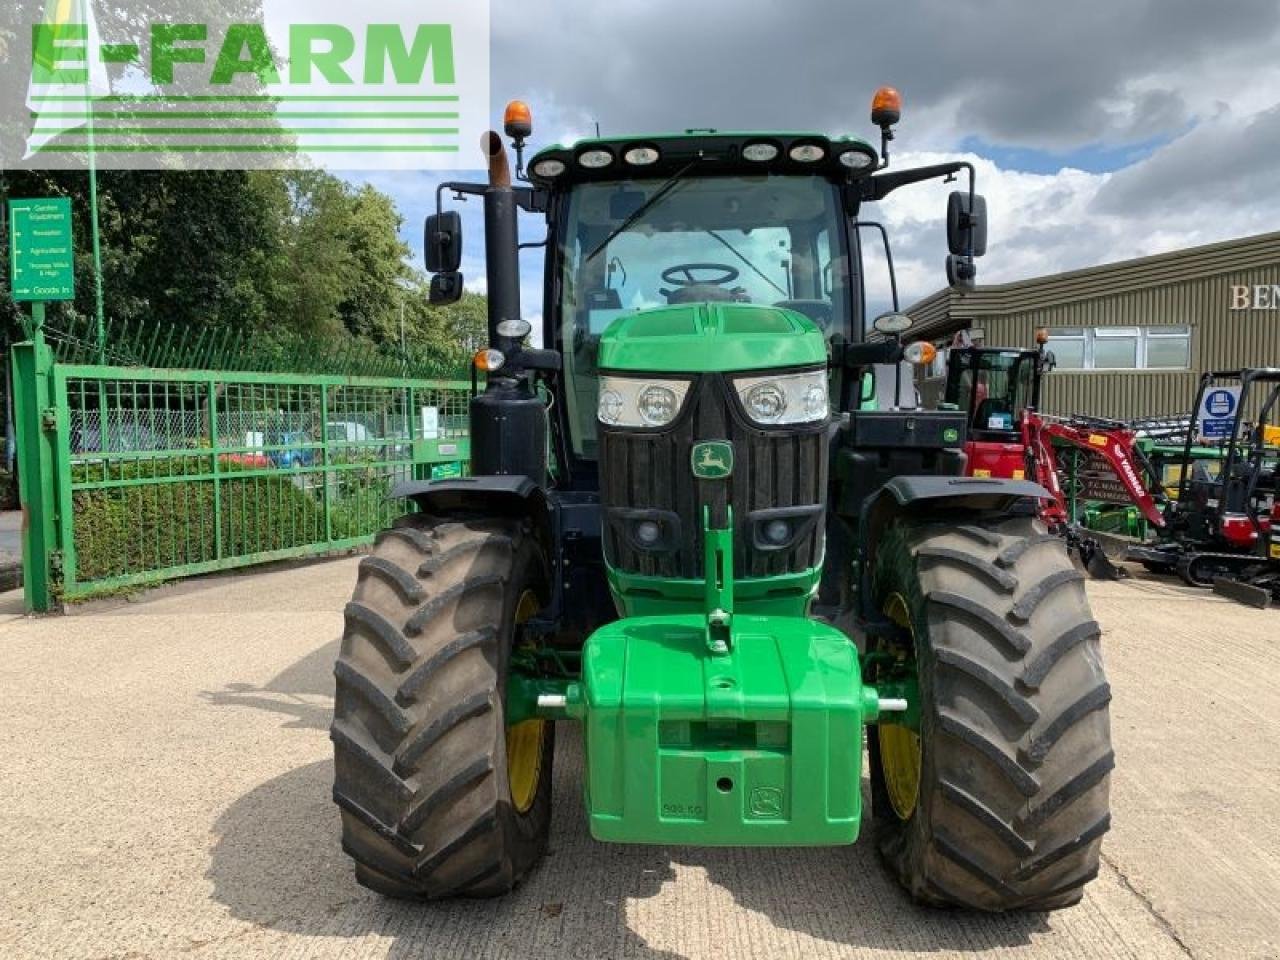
[557,174,849,458]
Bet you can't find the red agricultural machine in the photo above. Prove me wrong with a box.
[942,338,1156,575]
[944,341,1280,602]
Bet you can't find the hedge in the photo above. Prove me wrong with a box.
[69,457,395,583]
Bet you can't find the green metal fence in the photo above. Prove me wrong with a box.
[12,333,471,610]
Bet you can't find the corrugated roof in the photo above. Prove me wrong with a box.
[905,229,1280,337]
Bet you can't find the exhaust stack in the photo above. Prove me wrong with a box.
[468,130,547,487]
[482,132,521,355]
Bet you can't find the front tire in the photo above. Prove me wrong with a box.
[869,517,1112,911]
[331,516,554,899]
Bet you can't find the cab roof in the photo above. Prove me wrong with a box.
[528,130,879,188]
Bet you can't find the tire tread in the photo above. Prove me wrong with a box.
[871,519,1112,912]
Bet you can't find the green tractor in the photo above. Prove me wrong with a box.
[331,91,1112,911]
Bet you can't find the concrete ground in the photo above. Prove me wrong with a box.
[0,510,21,559]
[0,511,22,591]
[0,559,1277,960]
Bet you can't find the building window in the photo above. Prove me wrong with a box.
[1146,326,1192,368]
[1046,325,1190,370]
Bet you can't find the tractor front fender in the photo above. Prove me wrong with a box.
[867,475,1050,519]
[862,475,1049,546]
[391,475,551,537]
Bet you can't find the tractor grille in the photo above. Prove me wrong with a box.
[599,374,827,580]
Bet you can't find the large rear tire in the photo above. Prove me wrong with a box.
[869,516,1112,911]
[331,516,554,899]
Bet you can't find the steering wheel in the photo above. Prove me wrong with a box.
[661,263,740,288]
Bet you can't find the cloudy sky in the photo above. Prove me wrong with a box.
[357,0,1280,321]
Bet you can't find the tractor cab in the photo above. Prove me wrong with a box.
[538,139,866,463]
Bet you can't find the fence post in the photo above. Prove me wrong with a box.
[320,383,332,545]
[12,324,59,612]
[207,376,223,561]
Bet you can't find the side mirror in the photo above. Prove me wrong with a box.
[424,211,462,273]
[429,271,463,305]
[1042,350,1057,373]
[946,191,987,257]
[946,255,976,290]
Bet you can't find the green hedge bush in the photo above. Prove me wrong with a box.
[70,457,395,582]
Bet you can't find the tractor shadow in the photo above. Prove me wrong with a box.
[207,752,687,960]
[205,636,1050,957]
[198,638,339,731]
[207,733,1050,959]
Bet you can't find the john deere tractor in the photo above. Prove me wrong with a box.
[331,91,1112,911]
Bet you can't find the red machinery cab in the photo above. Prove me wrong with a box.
[943,344,1048,480]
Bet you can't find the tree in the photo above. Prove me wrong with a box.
[2,166,489,376]
[337,185,414,341]
[378,284,489,372]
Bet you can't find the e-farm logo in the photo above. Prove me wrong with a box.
[7,1,490,171]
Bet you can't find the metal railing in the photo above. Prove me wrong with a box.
[12,337,471,610]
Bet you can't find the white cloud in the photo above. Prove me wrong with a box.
[872,101,1280,308]
[350,0,1280,331]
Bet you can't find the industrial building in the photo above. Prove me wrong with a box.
[905,230,1280,420]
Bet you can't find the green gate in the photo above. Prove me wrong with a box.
[12,335,471,611]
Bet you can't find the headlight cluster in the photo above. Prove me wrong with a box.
[597,371,830,428]
[734,370,829,425]
[597,376,692,428]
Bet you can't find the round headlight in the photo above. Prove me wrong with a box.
[635,520,661,545]
[742,142,780,162]
[788,143,826,163]
[578,149,614,169]
[638,385,680,426]
[745,382,788,422]
[598,389,624,424]
[496,318,532,339]
[764,519,791,545]
[624,146,660,166]
[531,158,566,178]
[802,383,829,419]
[839,149,875,170]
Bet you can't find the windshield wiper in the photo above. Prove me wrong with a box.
[705,230,788,298]
[584,159,699,264]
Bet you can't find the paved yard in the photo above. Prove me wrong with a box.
[0,559,1277,959]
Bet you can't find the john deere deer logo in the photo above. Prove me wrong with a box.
[691,441,733,480]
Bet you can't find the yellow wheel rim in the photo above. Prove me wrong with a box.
[506,590,546,815]
[878,592,922,822]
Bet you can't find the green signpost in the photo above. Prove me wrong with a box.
[8,197,75,303]
[8,197,75,612]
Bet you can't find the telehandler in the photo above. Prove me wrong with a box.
[331,90,1112,911]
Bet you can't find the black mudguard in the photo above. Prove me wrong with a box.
[854,476,1053,622]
